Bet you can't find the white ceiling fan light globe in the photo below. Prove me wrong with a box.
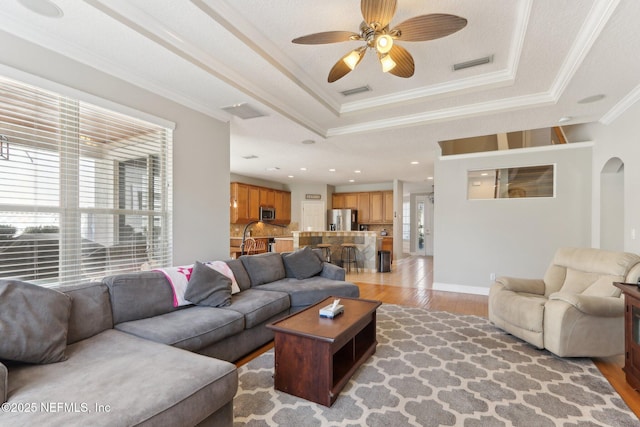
[343,50,362,70]
[380,54,397,73]
[375,34,393,54]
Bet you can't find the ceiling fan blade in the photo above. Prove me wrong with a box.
[361,0,397,29]
[387,44,414,78]
[292,31,360,44]
[328,48,367,82]
[394,14,467,42]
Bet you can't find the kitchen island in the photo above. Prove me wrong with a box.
[292,231,382,272]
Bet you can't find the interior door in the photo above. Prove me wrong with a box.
[301,201,326,231]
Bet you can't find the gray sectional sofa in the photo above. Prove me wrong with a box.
[0,248,359,426]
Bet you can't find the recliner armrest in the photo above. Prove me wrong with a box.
[0,361,7,404]
[548,292,624,317]
[496,276,546,295]
[320,263,346,281]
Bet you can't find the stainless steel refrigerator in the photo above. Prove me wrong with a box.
[329,209,358,231]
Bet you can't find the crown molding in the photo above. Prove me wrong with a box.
[327,92,555,137]
[85,0,327,137]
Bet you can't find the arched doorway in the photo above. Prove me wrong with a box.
[600,157,624,251]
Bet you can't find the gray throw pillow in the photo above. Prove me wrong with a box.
[0,280,72,364]
[240,252,286,286]
[185,261,232,307]
[282,246,324,280]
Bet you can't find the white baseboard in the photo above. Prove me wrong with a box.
[432,282,490,296]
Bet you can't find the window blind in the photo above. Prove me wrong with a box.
[0,76,173,286]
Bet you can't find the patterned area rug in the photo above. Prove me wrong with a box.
[233,304,639,426]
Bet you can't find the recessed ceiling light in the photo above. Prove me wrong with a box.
[578,94,605,104]
[300,167,307,171]
[427,177,434,180]
[410,161,419,165]
[329,168,336,172]
[354,170,361,174]
[481,173,488,176]
[18,0,63,18]
[558,116,572,123]
[301,139,315,145]
[288,175,294,178]
[349,179,355,183]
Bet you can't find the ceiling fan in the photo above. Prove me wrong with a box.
[292,0,467,83]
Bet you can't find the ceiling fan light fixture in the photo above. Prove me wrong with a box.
[375,34,393,54]
[379,54,396,73]
[343,47,366,70]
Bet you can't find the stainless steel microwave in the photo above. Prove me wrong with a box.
[259,207,276,221]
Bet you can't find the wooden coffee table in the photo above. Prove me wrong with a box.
[266,296,382,406]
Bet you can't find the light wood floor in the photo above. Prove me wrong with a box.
[238,255,640,418]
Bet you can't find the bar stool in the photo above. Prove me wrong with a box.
[316,243,332,263]
[340,243,359,273]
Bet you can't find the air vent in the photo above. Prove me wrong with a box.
[340,85,371,96]
[453,55,493,71]
[242,155,258,160]
[221,102,266,119]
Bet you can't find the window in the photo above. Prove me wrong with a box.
[467,165,555,200]
[0,76,173,286]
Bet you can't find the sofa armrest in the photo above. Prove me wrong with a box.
[496,276,546,295]
[320,263,346,281]
[548,292,624,317]
[0,361,7,404]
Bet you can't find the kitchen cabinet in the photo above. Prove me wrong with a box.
[332,193,345,209]
[369,192,383,223]
[231,183,259,223]
[333,190,393,224]
[274,191,291,225]
[231,182,290,224]
[357,193,370,223]
[384,191,394,223]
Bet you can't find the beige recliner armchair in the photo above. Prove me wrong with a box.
[489,247,640,357]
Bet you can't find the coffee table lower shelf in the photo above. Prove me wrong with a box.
[267,296,381,407]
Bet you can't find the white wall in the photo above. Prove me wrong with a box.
[0,31,231,265]
[433,143,592,294]
[570,103,640,254]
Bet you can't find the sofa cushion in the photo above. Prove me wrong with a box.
[258,277,360,308]
[240,252,286,286]
[282,246,324,279]
[114,306,244,352]
[3,329,237,426]
[103,271,177,324]
[62,282,113,345]
[225,259,252,291]
[205,260,240,294]
[185,261,232,307]
[221,289,290,328]
[0,280,71,364]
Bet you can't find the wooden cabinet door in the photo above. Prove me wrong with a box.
[383,191,394,223]
[344,193,357,209]
[260,188,275,208]
[248,186,260,221]
[274,191,291,224]
[369,192,383,223]
[231,183,250,223]
[357,192,370,223]
[333,194,345,209]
